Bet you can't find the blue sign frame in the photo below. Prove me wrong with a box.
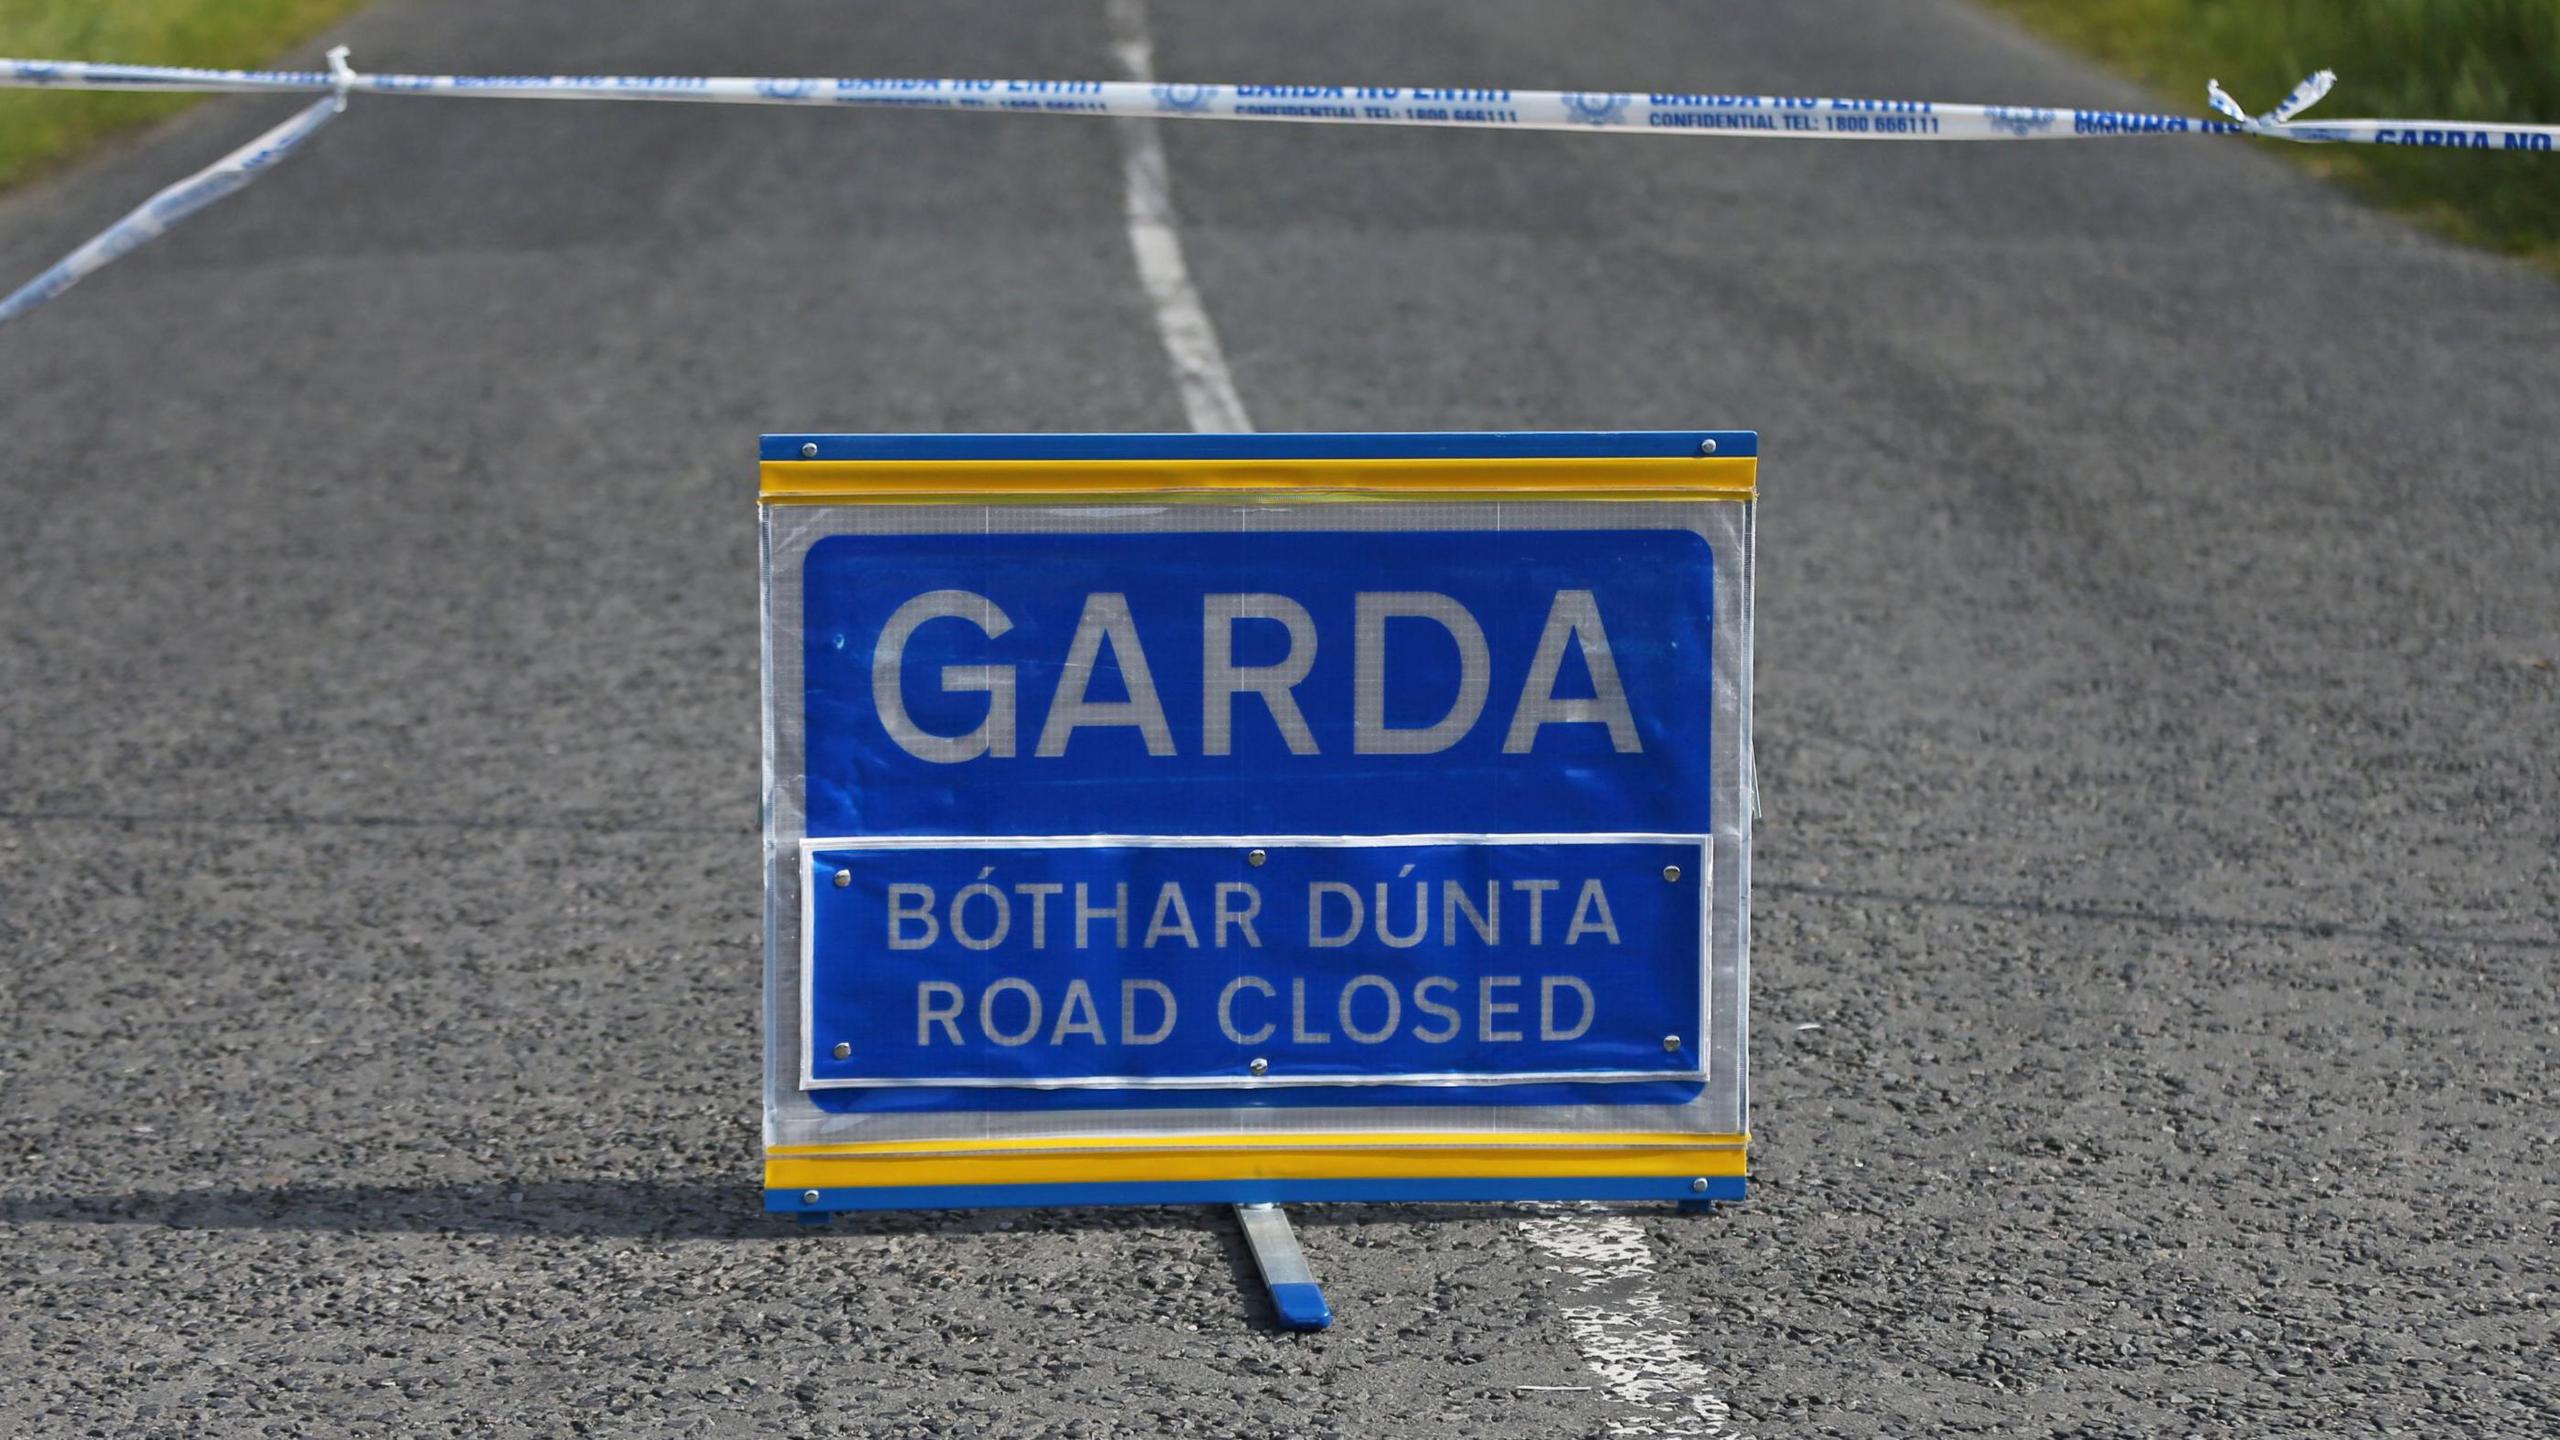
[758,431,1757,1213]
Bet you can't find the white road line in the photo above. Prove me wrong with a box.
[1100,3,1742,1430]
[1519,1212,1750,1439]
[1104,0,1253,433]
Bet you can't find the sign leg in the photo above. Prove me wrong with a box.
[1234,1203,1332,1331]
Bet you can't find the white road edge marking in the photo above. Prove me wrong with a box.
[1104,0,1252,433]
[1103,3,1740,1431]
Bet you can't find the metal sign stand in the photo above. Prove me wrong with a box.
[1235,1204,1333,1331]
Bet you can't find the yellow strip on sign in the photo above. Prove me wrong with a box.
[764,1142,1747,1192]
[758,455,1757,505]
[767,1130,1745,1159]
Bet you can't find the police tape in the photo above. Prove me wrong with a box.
[3,50,2555,327]
[12,52,2560,146]
[0,53,351,328]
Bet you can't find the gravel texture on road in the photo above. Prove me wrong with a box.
[1,1,2554,1435]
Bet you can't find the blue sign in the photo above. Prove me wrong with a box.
[795,520,1722,1105]
[803,837,1707,1089]
[800,528,1714,839]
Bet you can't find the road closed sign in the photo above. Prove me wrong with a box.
[758,433,1756,1213]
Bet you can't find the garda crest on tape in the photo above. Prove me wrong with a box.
[756,432,1756,1213]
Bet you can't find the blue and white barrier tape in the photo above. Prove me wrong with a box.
[5,55,2558,147]
[0,93,342,328]
[0,51,351,327]
[2,53,2553,329]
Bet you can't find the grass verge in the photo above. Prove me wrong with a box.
[0,0,366,191]
[1980,0,2560,268]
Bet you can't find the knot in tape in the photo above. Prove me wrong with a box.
[2207,69,2336,135]
[326,45,357,111]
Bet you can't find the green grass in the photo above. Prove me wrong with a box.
[0,0,366,190]
[1982,0,2560,267]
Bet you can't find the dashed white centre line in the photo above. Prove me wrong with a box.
[1520,1211,1750,1438]
[1104,0,1252,433]
[1102,1,1744,1430]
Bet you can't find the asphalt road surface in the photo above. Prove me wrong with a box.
[3,1,2555,1435]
